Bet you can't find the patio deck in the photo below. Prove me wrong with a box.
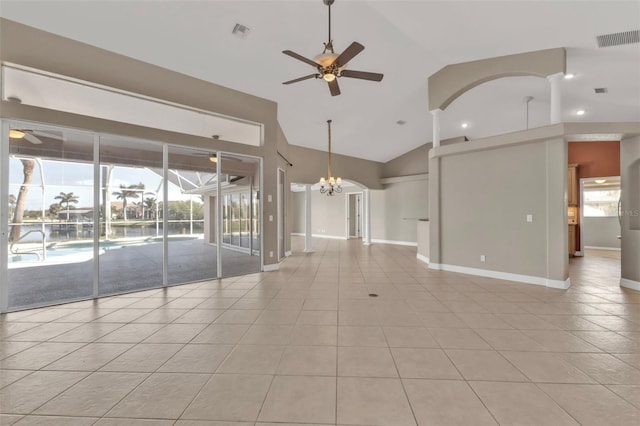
[7,238,260,310]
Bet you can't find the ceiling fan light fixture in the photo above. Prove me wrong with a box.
[9,129,25,139]
[281,0,383,96]
[323,72,336,82]
[314,52,339,67]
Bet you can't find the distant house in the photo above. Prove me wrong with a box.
[57,208,93,221]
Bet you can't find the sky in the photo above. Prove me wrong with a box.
[8,158,201,212]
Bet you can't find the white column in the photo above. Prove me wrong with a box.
[431,108,442,148]
[304,184,313,253]
[547,72,564,124]
[363,189,372,246]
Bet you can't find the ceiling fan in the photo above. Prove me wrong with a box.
[9,129,64,145]
[282,0,383,96]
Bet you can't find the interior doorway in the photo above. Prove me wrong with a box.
[579,176,621,258]
[346,192,363,239]
[567,140,622,289]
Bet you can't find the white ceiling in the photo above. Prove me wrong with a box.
[2,1,639,162]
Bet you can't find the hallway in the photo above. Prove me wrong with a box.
[1,237,639,425]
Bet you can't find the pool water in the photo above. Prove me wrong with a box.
[8,236,199,267]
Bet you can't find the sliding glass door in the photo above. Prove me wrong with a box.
[6,125,95,310]
[166,145,217,284]
[99,136,164,295]
[2,120,263,312]
[219,153,261,277]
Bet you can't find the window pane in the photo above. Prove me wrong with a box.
[584,188,621,217]
[8,126,94,310]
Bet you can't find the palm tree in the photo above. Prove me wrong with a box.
[8,194,16,219]
[54,192,80,221]
[143,197,157,219]
[10,159,35,242]
[112,183,144,221]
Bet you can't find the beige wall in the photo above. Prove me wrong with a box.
[310,189,350,238]
[371,179,428,244]
[383,136,467,178]
[287,145,384,190]
[583,217,621,249]
[429,125,570,288]
[439,141,548,276]
[621,135,640,286]
[291,191,306,234]
[0,18,282,265]
[428,48,566,111]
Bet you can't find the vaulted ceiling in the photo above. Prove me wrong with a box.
[2,1,639,162]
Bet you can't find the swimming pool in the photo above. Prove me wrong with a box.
[8,235,200,268]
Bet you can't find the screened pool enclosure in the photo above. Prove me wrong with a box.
[2,121,262,311]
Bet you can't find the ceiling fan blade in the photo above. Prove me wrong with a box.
[335,42,364,67]
[328,79,341,96]
[23,133,43,144]
[340,69,384,82]
[31,130,63,140]
[282,74,320,85]
[282,50,319,68]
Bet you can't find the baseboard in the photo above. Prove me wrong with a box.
[416,253,429,264]
[263,263,279,272]
[428,263,570,289]
[313,234,347,240]
[371,239,417,247]
[585,246,621,251]
[574,251,584,257]
[291,233,304,237]
[620,278,640,291]
[285,251,292,257]
[290,232,346,240]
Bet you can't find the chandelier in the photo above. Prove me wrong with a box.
[320,119,342,195]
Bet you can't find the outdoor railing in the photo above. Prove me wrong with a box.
[10,230,47,261]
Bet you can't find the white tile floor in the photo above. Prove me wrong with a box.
[1,237,639,425]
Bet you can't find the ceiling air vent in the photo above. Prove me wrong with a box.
[594,88,608,94]
[232,23,250,38]
[596,30,639,48]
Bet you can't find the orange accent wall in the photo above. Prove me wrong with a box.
[568,141,620,179]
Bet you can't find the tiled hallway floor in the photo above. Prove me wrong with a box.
[2,237,639,425]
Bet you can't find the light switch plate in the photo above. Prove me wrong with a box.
[527,214,533,222]
[267,195,272,202]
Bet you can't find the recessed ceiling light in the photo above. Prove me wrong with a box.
[564,73,575,80]
[461,122,469,128]
[576,110,585,116]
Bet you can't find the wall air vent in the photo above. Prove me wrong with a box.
[596,30,639,48]
[594,88,608,94]
[232,23,251,38]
